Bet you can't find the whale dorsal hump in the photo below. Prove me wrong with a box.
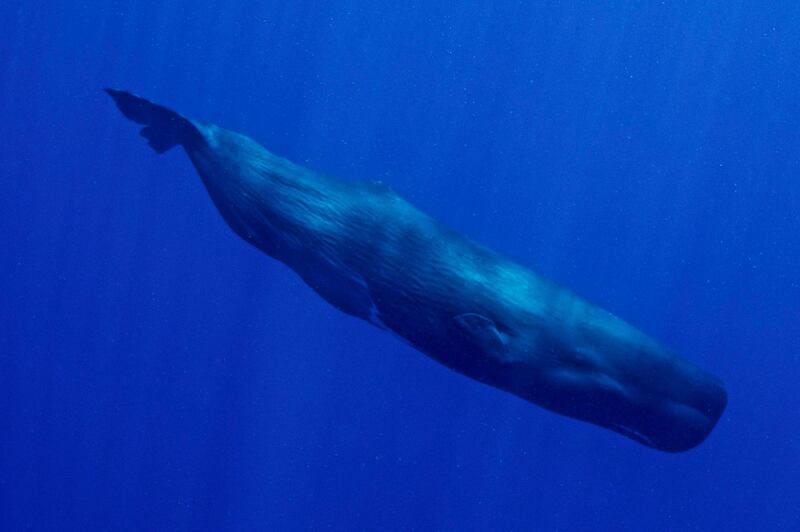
[451,313,506,359]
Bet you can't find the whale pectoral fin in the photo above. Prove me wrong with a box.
[451,313,507,360]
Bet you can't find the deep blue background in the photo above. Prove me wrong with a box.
[2,1,799,530]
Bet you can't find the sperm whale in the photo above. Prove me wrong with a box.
[105,89,726,452]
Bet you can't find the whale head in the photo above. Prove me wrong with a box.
[513,317,728,452]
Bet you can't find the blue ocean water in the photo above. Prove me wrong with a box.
[2,1,799,530]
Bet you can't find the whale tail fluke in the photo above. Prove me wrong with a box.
[104,88,199,154]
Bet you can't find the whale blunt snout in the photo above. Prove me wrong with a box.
[601,338,727,452]
[532,350,727,452]
[604,363,728,452]
[645,373,727,452]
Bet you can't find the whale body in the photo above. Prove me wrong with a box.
[106,89,726,452]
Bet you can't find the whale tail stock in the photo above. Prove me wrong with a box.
[104,88,200,153]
